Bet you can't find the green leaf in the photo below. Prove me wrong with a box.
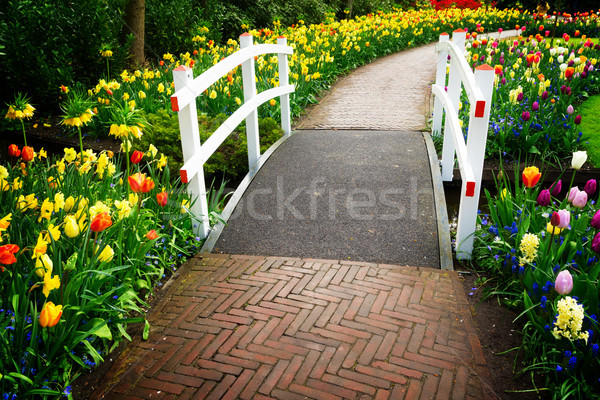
[87,318,112,340]
[528,145,540,155]
[7,372,33,385]
[143,319,150,341]
[64,252,78,272]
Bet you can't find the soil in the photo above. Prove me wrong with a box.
[456,265,549,400]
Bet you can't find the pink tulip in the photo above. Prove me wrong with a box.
[572,190,588,208]
[555,270,573,295]
[553,209,570,229]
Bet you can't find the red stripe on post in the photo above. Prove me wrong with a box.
[440,32,449,36]
[180,169,188,184]
[171,96,179,112]
[453,28,465,33]
[475,100,485,118]
[173,65,189,71]
[466,181,476,197]
[240,32,252,37]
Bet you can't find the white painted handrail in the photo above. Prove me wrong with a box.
[171,34,295,237]
[431,29,494,259]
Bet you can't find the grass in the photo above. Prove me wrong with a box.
[580,94,600,167]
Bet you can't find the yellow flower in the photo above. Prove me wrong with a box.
[35,254,53,278]
[129,193,139,206]
[89,201,110,219]
[64,196,76,212]
[42,270,61,298]
[17,193,38,212]
[64,215,80,238]
[64,148,77,163]
[38,198,54,222]
[235,97,242,106]
[147,144,158,158]
[12,177,22,191]
[114,200,132,220]
[100,49,113,58]
[97,244,114,263]
[32,233,48,259]
[44,224,61,243]
[552,296,589,344]
[54,193,65,213]
[0,166,8,180]
[37,148,47,159]
[157,154,168,171]
[181,199,189,214]
[519,233,539,264]
[0,214,11,231]
[122,92,130,101]
[138,90,146,99]
[157,83,165,93]
[546,222,561,235]
[209,90,217,99]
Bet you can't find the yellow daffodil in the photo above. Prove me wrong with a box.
[35,254,53,278]
[42,270,60,297]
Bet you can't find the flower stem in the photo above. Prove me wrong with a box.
[78,126,84,164]
[20,119,27,147]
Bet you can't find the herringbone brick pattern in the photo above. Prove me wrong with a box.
[93,254,496,399]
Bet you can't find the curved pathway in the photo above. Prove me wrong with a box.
[88,42,501,399]
[296,43,437,131]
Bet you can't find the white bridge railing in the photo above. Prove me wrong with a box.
[171,33,295,238]
[431,29,494,259]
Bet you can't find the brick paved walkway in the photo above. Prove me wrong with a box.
[92,254,496,399]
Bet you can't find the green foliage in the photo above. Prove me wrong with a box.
[0,0,130,112]
[580,95,600,167]
[139,110,283,181]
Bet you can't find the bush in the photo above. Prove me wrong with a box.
[139,110,283,181]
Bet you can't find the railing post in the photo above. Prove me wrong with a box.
[440,29,467,182]
[277,36,292,137]
[455,64,495,259]
[240,33,261,169]
[432,33,449,137]
[173,66,210,238]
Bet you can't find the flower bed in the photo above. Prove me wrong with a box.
[473,154,600,398]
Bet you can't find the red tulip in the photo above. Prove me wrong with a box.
[21,146,34,162]
[0,244,19,270]
[128,172,145,193]
[141,177,155,193]
[522,166,541,188]
[146,230,158,240]
[8,144,20,158]
[130,150,144,164]
[90,212,112,232]
[156,191,168,207]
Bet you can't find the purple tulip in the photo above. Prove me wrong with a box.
[555,270,573,295]
[566,87,572,96]
[561,85,567,94]
[575,115,582,125]
[537,189,551,206]
[532,101,539,111]
[541,91,549,100]
[572,190,588,208]
[593,232,600,253]
[584,179,597,196]
[517,92,524,102]
[501,78,506,85]
[567,105,574,115]
[550,179,562,196]
[591,209,600,229]
[522,111,531,122]
[568,186,579,202]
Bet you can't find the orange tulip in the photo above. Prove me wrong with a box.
[523,166,541,188]
[141,177,155,193]
[21,146,34,162]
[128,172,145,193]
[130,150,144,164]
[90,212,112,232]
[146,229,158,240]
[39,301,63,328]
[0,244,19,272]
[8,144,20,157]
[156,191,168,207]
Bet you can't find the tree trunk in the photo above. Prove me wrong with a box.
[346,0,354,19]
[125,0,145,66]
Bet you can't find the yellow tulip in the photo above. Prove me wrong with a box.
[39,302,63,328]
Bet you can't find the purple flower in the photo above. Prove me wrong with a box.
[561,85,567,94]
[575,115,582,125]
[555,270,573,294]
[593,232,600,253]
[532,101,539,111]
[550,180,562,196]
[517,92,524,102]
[567,104,574,115]
[572,190,588,208]
[584,179,597,196]
[591,209,600,229]
[522,111,531,121]
[537,189,551,206]
[541,90,548,100]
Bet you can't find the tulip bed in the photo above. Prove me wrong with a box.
[0,144,205,398]
[456,17,600,161]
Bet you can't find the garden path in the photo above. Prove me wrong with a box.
[87,40,511,399]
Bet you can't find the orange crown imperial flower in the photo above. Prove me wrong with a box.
[523,166,541,188]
